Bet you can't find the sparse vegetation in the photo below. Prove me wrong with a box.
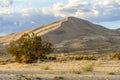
[110,52,120,60]
[81,62,94,72]
[95,59,102,67]
[71,68,81,74]
[108,72,116,75]
[5,33,53,63]
[53,76,64,80]
[56,54,68,62]
[40,65,50,70]
[73,55,97,60]
[17,75,31,80]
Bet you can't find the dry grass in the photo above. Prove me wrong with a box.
[95,59,102,67]
[40,65,50,70]
[81,61,94,72]
[0,58,120,80]
[71,67,81,74]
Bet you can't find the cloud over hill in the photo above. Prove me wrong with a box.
[0,0,120,35]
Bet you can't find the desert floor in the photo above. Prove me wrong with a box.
[0,60,120,80]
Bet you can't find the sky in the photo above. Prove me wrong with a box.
[0,0,120,36]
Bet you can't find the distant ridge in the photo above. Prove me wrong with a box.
[116,28,120,31]
[0,17,68,43]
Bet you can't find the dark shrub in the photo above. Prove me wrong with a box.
[5,33,53,63]
[111,52,120,60]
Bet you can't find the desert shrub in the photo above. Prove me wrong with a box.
[95,59,102,67]
[56,54,67,62]
[71,67,81,74]
[53,76,64,80]
[108,72,116,75]
[73,55,97,60]
[81,62,94,72]
[46,56,56,61]
[40,65,50,70]
[111,52,120,60]
[5,33,53,63]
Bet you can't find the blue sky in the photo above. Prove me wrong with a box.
[0,0,120,36]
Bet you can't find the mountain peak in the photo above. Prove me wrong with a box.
[67,16,81,21]
[67,16,77,19]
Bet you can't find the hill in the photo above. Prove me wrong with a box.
[0,17,120,53]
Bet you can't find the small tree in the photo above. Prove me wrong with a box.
[5,33,53,63]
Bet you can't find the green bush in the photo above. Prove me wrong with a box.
[5,33,53,63]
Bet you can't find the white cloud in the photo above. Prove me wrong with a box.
[0,0,13,7]
[40,0,120,22]
[0,0,120,34]
[1,0,120,23]
[0,8,60,34]
[19,8,42,17]
[40,0,94,18]
[68,0,79,3]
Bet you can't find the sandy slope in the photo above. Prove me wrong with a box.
[0,60,120,80]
